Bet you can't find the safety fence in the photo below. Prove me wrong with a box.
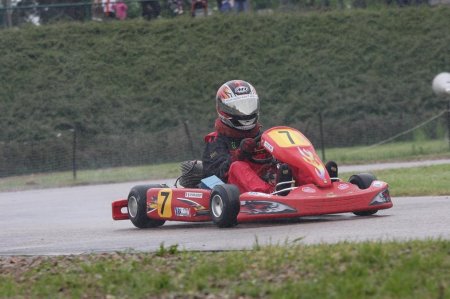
[1,110,449,178]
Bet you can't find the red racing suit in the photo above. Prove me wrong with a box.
[202,119,274,194]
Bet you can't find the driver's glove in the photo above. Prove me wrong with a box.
[238,138,256,160]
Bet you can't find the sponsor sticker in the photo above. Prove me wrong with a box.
[302,186,316,193]
[185,192,203,199]
[248,192,271,197]
[338,184,349,190]
[372,181,384,188]
[174,207,190,217]
[234,86,249,94]
[263,140,274,153]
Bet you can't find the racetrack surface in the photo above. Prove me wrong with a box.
[1,159,449,256]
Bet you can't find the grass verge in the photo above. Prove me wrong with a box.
[0,162,180,192]
[340,164,450,197]
[1,240,449,298]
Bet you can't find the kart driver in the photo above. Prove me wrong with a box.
[202,80,286,194]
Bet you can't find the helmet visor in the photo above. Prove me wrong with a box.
[219,94,259,116]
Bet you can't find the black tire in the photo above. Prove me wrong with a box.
[128,184,166,228]
[210,184,240,228]
[349,173,378,216]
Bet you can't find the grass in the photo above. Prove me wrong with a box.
[326,139,450,165]
[0,240,449,298]
[360,164,450,197]
[0,162,180,192]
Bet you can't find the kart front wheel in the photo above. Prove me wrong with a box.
[210,184,240,228]
[349,173,378,216]
[128,184,166,228]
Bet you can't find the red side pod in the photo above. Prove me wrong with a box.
[112,199,129,220]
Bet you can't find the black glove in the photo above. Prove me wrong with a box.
[238,138,256,159]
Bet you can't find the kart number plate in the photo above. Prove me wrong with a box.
[268,129,311,147]
[157,189,173,218]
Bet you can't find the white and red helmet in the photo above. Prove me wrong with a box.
[216,80,259,131]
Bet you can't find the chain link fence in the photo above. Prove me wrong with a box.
[1,110,449,178]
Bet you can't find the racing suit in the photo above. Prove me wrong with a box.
[202,119,274,193]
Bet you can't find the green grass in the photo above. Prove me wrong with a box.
[326,139,450,164]
[360,164,450,197]
[0,162,180,192]
[1,240,449,298]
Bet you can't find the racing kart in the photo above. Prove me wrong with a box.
[112,126,393,228]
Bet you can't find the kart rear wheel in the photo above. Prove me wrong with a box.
[210,184,240,228]
[349,173,378,216]
[128,184,166,228]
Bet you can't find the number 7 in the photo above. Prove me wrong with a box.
[278,130,295,144]
[160,191,170,214]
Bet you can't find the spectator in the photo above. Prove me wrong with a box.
[234,0,246,12]
[102,0,116,18]
[168,0,184,15]
[92,0,104,21]
[113,0,128,20]
[191,0,208,16]
[220,0,233,12]
[141,0,161,19]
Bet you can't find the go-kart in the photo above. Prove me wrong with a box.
[112,126,392,228]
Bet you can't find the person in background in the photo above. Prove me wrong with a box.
[102,0,116,18]
[113,0,128,20]
[141,0,161,20]
[234,0,246,12]
[220,0,233,12]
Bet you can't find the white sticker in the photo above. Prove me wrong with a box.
[248,192,271,197]
[372,181,384,188]
[174,207,190,217]
[185,192,203,199]
[338,184,349,190]
[302,186,316,193]
[263,140,274,153]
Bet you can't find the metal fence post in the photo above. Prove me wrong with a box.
[71,128,77,180]
[183,120,196,158]
[84,0,91,21]
[3,0,12,28]
[319,112,326,161]
[447,97,450,151]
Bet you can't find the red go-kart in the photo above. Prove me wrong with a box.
[112,126,393,228]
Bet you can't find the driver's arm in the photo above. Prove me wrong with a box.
[202,136,232,182]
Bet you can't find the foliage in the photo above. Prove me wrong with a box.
[1,8,449,141]
[1,7,449,174]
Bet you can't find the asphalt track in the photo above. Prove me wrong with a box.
[1,159,449,256]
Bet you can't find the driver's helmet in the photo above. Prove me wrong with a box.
[216,80,259,131]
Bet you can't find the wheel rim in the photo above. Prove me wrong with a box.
[128,196,138,218]
[211,194,224,218]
